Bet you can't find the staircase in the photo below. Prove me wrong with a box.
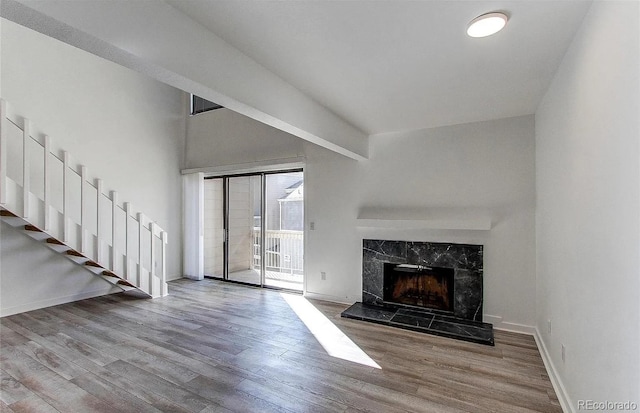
[0,99,168,298]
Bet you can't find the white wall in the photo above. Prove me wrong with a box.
[0,19,185,315]
[535,1,640,410]
[186,110,537,330]
[306,116,536,330]
[186,108,304,170]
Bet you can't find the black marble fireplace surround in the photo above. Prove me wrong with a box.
[341,239,494,345]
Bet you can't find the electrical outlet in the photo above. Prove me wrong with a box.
[548,320,552,334]
[561,344,566,363]
[321,271,326,280]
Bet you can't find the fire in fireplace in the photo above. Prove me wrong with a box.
[383,263,455,312]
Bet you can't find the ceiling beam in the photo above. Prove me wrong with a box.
[2,0,369,161]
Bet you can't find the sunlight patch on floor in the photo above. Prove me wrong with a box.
[281,293,381,369]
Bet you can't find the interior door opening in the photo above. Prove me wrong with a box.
[203,170,304,292]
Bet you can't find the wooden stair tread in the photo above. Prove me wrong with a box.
[85,261,103,268]
[0,99,164,299]
[46,238,66,246]
[66,250,86,258]
[2,207,152,298]
[0,209,18,217]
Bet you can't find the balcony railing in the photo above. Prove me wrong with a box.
[253,229,303,279]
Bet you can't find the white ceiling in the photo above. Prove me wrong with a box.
[166,0,591,135]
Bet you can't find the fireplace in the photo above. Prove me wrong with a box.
[383,263,454,312]
[361,239,484,321]
[341,239,494,346]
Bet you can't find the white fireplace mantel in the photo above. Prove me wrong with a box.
[356,207,492,231]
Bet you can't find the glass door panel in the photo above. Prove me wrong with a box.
[227,175,262,285]
[203,178,224,278]
[264,171,304,291]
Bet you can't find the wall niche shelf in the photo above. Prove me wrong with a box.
[356,207,492,231]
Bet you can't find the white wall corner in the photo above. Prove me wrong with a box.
[534,328,573,413]
[487,316,569,411]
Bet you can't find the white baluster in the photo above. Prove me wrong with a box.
[137,212,144,288]
[43,135,51,231]
[111,191,118,272]
[80,166,87,254]
[0,100,171,297]
[96,179,103,263]
[0,100,7,206]
[22,118,31,219]
[124,202,132,282]
[63,152,70,243]
[150,222,157,297]
[161,231,168,296]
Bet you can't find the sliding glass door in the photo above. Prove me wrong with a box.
[264,171,304,290]
[203,170,303,291]
[227,175,262,285]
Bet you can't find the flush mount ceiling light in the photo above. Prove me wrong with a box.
[467,12,508,38]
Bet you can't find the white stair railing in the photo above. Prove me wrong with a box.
[0,99,168,298]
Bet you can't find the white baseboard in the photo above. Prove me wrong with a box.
[485,317,572,412]
[483,314,504,327]
[0,287,118,317]
[534,328,573,413]
[483,314,536,335]
[303,291,354,305]
[170,274,192,281]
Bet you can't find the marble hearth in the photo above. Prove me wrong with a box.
[341,239,494,345]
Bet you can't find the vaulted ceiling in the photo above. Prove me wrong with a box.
[4,0,591,159]
[166,1,591,135]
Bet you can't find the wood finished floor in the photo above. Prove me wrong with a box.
[0,279,562,413]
